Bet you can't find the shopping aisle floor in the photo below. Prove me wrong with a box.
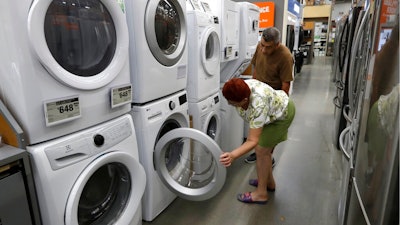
[143,57,342,225]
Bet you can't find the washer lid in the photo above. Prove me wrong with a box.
[154,128,226,201]
[27,0,129,90]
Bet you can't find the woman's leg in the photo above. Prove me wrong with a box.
[251,145,275,201]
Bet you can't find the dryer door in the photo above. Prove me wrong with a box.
[154,128,226,201]
[201,27,220,76]
[27,0,129,90]
[65,151,145,225]
[145,0,187,66]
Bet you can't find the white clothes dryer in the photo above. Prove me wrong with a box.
[186,0,221,102]
[220,2,260,83]
[188,92,221,144]
[26,114,146,225]
[131,90,226,221]
[203,0,240,66]
[125,0,188,104]
[0,0,132,145]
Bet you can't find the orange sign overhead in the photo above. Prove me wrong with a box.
[254,2,275,28]
[379,0,398,24]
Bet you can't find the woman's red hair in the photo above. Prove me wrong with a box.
[222,78,250,102]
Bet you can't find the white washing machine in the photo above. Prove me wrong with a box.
[26,114,146,225]
[186,0,221,102]
[188,92,221,143]
[125,0,188,104]
[131,90,226,221]
[204,0,240,81]
[0,0,133,145]
[218,86,244,152]
[220,2,260,83]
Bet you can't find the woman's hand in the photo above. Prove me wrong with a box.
[220,152,234,167]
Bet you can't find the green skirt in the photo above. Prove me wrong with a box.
[258,100,296,148]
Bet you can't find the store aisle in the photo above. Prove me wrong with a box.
[143,57,342,225]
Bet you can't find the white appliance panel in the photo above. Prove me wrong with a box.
[186,9,221,102]
[125,0,188,104]
[220,2,260,82]
[131,90,226,221]
[27,114,146,225]
[204,0,240,63]
[0,0,132,144]
[188,92,221,143]
[131,90,190,221]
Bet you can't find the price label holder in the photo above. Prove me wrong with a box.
[44,96,81,127]
[111,84,132,108]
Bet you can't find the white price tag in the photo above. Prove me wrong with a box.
[44,96,81,127]
[111,84,132,108]
[225,46,233,58]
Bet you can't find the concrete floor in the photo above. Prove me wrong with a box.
[143,57,342,225]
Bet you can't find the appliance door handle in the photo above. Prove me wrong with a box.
[333,96,342,108]
[335,80,344,90]
[352,177,373,225]
[348,7,369,117]
[338,19,349,73]
[343,104,352,124]
[339,126,351,160]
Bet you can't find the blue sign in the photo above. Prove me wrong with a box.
[288,0,301,17]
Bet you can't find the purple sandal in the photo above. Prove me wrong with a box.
[237,192,268,204]
[248,179,276,192]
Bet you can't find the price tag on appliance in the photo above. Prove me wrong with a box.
[111,84,132,108]
[44,96,81,127]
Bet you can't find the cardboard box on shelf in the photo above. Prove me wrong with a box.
[303,21,314,30]
[305,0,314,5]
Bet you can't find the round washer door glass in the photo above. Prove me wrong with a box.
[145,0,187,66]
[45,0,116,77]
[206,115,218,140]
[28,0,130,90]
[65,152,146,225]
[78,163,129,224]
[202,28,220,76]
[154,128,226,201]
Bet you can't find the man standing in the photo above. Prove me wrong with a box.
[245,27,294,164]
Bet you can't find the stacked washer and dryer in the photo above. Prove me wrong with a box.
[0,0,146,225]
[232,2,260,140]
[203,0,246,152]
[223,2,260,81]
[125,0,226,222]
[186,0,222,145]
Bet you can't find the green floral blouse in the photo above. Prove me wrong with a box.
[236,79,289,129]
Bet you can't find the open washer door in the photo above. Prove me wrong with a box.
[154,128,226,201]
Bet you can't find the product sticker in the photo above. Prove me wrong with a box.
[44,96,81,127]
[111,84,132,108]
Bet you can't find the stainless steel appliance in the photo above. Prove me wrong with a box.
[338,0,399,224]
[332,5,363,150]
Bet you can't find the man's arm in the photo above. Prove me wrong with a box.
[281,81,291,95]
